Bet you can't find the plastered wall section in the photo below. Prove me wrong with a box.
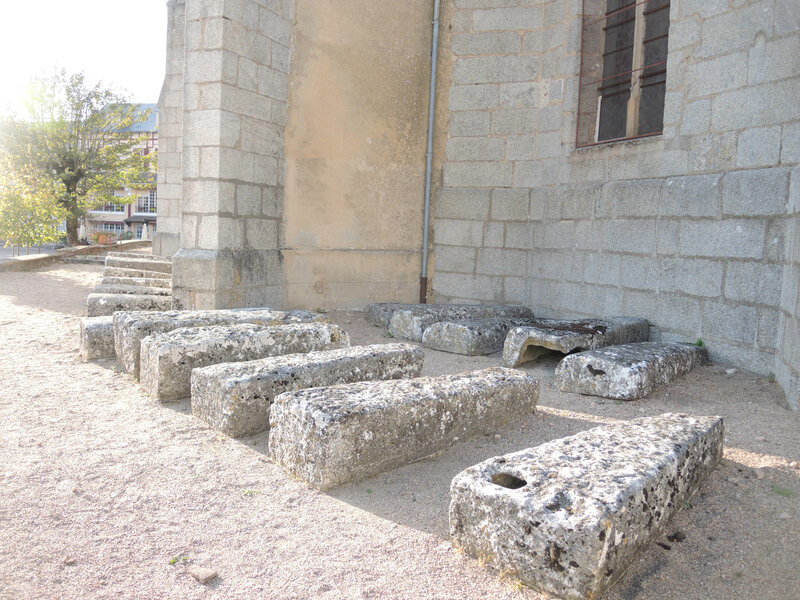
[433,0,800,382]
[154,0,186,258]
[172,0,293,309]
[282,0,433,309]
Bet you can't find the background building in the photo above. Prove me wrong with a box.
[86,104,158,241]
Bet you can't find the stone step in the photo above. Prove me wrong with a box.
[79,316,115,360]
[503,317,650,368]
[103,266,171,280]
[94,284,172,297]
[86,293,172,317]
[105,255,172,274]
[388,305,535,342]
[268,367,539,491]
[450,413,723,599]
[421,317,539,356]
[113,308,328,379]
[140,322,350,403]
[107,251,170,262]
[191,343,424,438]
[101,276,171,289]
[555,342,708,400]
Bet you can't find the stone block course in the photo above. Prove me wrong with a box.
[450,414,724,599]
[191,343,424,437]
[103,267,172,280]
[140,322,350,402]
[268,367,539,491]
[555,342,708,400]
[94,284,172,297]
[101,276,171,289]
[113,308,327,379]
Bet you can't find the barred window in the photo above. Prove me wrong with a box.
[576,0,670,147]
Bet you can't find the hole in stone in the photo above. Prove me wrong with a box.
[491,473,527,489]
[521,345,562,365]
[587,364,606,376]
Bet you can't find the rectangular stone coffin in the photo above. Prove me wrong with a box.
[94,284,171,296]
[555,342,707,400]
[79,316,114,360]
[140,322,350,403]
[103,266,171,280]
[388,305,535,341]
[101,276,171,289]
[502,317,649,367]
[422,318,539,356]
[268,367,539,491]
[449,413,724,600]
[105,255,172,274]
[365,303,424,327]
[113,308,327,379]
[86,293,172,317]
[191,343,424,437]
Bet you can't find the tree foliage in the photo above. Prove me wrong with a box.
[0,71,155,245]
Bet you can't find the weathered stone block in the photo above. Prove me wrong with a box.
[101,276,171,289]
[103,266,172,280]
[450,413,724,600]
[191,343,424,437]
[269,367,539,491]
[104,255,172,274]
[365,303,421,328]
[141,322,350,403]
[422,318,538,356]
[86,293,173,317]
[555,342,708,400]
[113,308,327,379]
[94,284,172,297]
[502,317,649,367]
[389,305,535,341]
[79,316,115,360]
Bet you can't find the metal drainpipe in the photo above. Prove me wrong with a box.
[420,0,441,303]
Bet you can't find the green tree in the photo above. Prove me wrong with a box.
[0,164,67,253]
[0,71,155,245]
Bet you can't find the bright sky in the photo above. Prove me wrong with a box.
[0,0,168,117]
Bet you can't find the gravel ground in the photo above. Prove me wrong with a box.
[0,263,798,600]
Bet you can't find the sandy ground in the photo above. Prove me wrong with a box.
[0,262,798,600]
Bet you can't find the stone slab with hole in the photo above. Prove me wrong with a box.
[555,342,707,400]
[86,293,172,317]
[502,317,650,368]
[103,266,172,280]
[114,308,328,379]
[191,343,424,437]
[94,283,172,297]
[105,255,172,274]
[388,305,535,342]
[268,367,539,491]
[80,316,115,360]
[141,322,350,403]
[101,276,171,289]
[421,317,540,356]
[450,413,723,600]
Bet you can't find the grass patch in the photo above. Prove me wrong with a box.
[169,555,188,565]
[242,489,262,496]
[770,485,794,498]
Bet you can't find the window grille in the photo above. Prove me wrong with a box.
[576,0,670,147]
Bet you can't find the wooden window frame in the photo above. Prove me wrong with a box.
[576,0,670,148]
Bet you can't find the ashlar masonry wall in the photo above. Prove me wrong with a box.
[433,0,800,392]
[169,0,294,309]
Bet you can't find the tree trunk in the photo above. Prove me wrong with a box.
[66,216,80,246]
